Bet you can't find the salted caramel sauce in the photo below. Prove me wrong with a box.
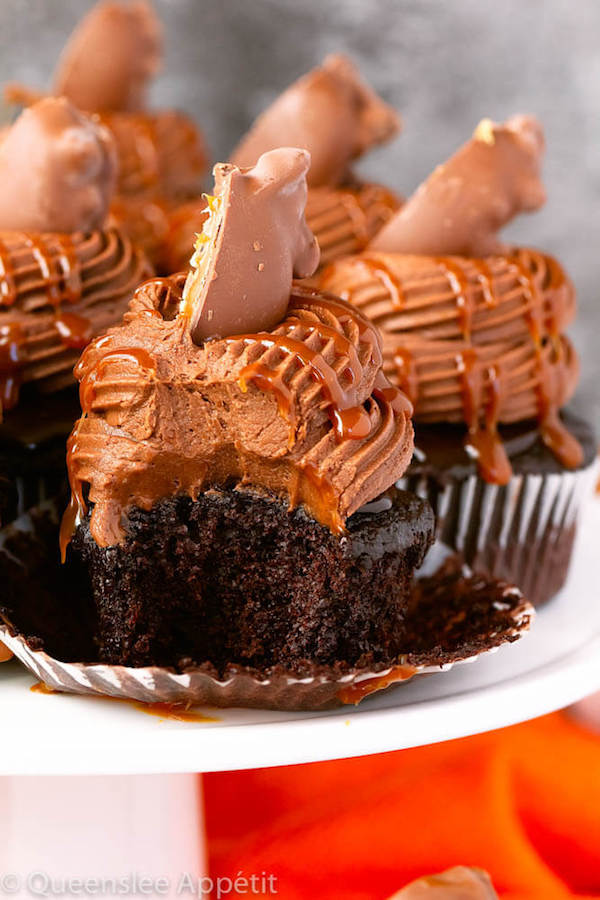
[234,290,384,443]
[335,249,582,483]
[0,237,17,305]
[338,664,417,704]
[30,682,219,723]
[510,253,583,469]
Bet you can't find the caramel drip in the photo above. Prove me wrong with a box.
[358,257,405,309]
[393,347,419,406]
[372,371,413,417]
[0,237,17,306]
[24,233,90,351]
[235,289,383,443]
[472,258,496,307]
[300,461,344,535]
[436,257,473,341]
[457,350,512,484]
[54,312,93,350]
[0,321,25,412]
[338,664,417,704]
[511,255,583,468]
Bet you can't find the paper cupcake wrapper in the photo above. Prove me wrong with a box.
[398,458,599,607]
[0,501,533,710]
[0,624,528,711]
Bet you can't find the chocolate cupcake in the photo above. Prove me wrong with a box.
[61,147,436,687]
[0,97,151,525]
[321,116,597,606]
[162,55,401,273]
[6,0,208,266]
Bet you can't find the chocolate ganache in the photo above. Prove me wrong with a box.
[62,148,415,554]
[321,116,582,484]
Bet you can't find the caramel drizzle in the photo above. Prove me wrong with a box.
[358,257,405,309]
[0,233,92,409]
[0,237,17,306]
[510,254,583,469]
[231,292,384,443]
[364,250,582,482]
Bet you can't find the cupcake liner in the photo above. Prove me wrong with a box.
[0,501,533,710]
[398,457,599,607]
[0,616,526,711]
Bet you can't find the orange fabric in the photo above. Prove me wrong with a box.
[203,712,600,899]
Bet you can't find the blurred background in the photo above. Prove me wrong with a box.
[1,0,598,426]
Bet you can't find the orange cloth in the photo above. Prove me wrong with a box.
[203,712,600,899]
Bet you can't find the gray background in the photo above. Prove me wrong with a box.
[1,0,598,427]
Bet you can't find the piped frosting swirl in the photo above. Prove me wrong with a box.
[0,98,151,416]
[62,150,414,551]
[321,117,583,483]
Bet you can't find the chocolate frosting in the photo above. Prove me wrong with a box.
[182,149,320,340]
[230,55,400,188]
[393,867,497,899]
[371,116,545,256]
[52,1,162,114]
[321,116,583,483]
[0,228,151,415]
[64,277,414,550]
[0,101,150,416]
[0,98,116,233]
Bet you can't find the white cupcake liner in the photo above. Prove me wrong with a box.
[398,458,599,607]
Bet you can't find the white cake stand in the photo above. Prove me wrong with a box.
[1,496,599,897]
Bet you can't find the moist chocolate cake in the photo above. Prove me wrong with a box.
[72,489,432,670]
[61,147,434,677]
[0,97,150,526]
[162,55,401,274]
[321,116,597,606]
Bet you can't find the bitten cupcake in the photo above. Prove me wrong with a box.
[61,147,435,697]
[0,97,151,525]
[162,55,401,273]
[321,116,597,606]
[6,0,208,266]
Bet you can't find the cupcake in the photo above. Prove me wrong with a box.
[0,97,151,525]
[162,55,401,273]
[5,0,208,266]
[321,116,597,606]
[61,147,435,689]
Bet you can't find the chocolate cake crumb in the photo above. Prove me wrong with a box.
[72,489,434,671]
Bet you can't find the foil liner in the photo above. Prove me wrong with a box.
[0,503,533,711]
[398,458,599,608]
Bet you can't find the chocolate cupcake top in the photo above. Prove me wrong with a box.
[321,116,583,484]
[62,148,414,552]
[0,97,151,415]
